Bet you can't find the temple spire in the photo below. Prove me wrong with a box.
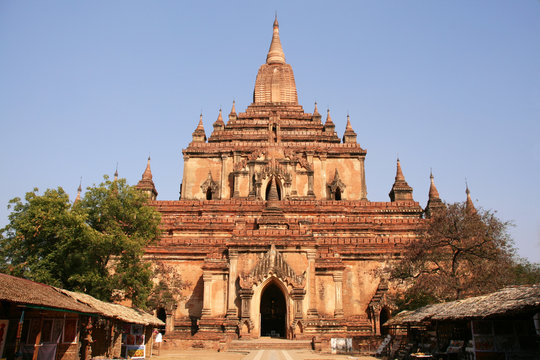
[192,114,207,143]
[74,178,82,205]
[142,156,152,180]
[213,108,225,131]
[135,156,158,200]
[465,182,477,214]
[312,102,322,123]
[266,14,285,65]
[228,100,237,122]
[324,108,336,133]
[389,158,414,201]
[114,163,118,181]
[428,170,440,199]
[425,170,444,217]
[395,158,405,181]
[342,114,357,144]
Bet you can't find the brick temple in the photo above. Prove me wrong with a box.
[135,17,445,348]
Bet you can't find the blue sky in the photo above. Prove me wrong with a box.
[1,1,539,262]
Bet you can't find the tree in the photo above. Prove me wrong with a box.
[0,176,161,307]
[146,261,190,312]
[389,202,534,310]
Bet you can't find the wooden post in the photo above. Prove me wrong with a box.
[32,314,44,360]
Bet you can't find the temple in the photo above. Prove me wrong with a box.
[137,18,449,349]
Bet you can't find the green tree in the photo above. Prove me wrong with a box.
[0,176,161,307]
[390,202,538,311]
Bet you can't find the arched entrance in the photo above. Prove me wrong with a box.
[380,307,390,336]
[156,307,167,334]
[260,282,286,338]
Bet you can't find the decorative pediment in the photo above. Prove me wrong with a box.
[284,149,312,171]
[368,280,396,313]
[200,171,219,194]
[260,160,292,186]
[328,169,346,193]
[240,245,305,289]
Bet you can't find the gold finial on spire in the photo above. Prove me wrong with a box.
[266,14,286,65]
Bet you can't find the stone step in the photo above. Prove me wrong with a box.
[229,338,312,350]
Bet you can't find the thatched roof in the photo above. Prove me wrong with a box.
[0,273,98,315]
[384,285,540,327]
[57,289,164,326]
[0,273,164,326]
[384,302,449,327]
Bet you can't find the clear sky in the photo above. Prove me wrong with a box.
[1,1,539,262]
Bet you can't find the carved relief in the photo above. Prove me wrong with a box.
[200,171,219,199]
[327,169,346,200]
[240,245,305,289]
[260,160,292,185]
[284,149,312,171]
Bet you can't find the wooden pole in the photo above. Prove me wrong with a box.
[32,313,44,360]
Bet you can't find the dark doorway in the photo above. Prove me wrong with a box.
[260,282,286,338]
[380,308,390,336]
[206,188,212,200]
[335,188,342,200]
[157,308,167,334]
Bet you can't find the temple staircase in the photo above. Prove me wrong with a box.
[229,337,313,351]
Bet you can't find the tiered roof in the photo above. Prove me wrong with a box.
[184,17,364,157]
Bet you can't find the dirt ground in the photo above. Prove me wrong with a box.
[149,348,379,360]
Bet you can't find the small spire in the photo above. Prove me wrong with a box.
[135,156,158,200]
[230,100,236,115]
[266,15,286,65]
[325,109,334,126]
[213,108,225,129]
[142,156,152,180]
[346,114,353,130]
[342,113,357,144]
[313,102,320,115]
[465,181,477,214]
[389,158,413,201]
[192,113,207,142]
[395,158,405,181]
[74,177,82,204]
[428,170,440,199]
[197,114,204,130]
[425,170,444,217]
[114,163,118,181]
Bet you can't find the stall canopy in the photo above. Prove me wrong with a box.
[56,289,164,326]
[385,284,540,327]
[0,273,98,315]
